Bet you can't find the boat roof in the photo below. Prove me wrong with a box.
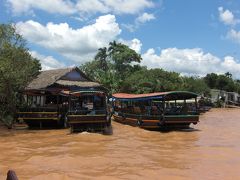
[112,91,198,101]
[60,90,106,96]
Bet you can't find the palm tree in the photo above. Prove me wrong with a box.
[94,47,108,71]
[225,72,232,78]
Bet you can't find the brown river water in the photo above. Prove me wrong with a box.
[0,108,240,180]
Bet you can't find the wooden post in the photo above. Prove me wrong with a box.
[163,99,165,114]
[195,97,198,113]
[57,95,59,107]
[39,95,41,106]
[68,95,71,112]
[92,95,95,110]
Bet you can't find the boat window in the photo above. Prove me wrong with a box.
[165,99,197,115]
[69,94,106,114]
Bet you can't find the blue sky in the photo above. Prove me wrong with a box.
[1,0,240,78]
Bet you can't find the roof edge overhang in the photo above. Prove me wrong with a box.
[112,91,198,101]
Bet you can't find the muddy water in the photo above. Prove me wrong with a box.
[0,108,240,180]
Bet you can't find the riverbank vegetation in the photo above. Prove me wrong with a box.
[204,72,240,93]
[0,24,41,125]
[80,41,240,95]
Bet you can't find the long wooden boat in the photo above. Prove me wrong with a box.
[112,91,199,130]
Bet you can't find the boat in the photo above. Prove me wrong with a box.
[61,90,111,133]
[112,91,199,130]
[17,67,111,133]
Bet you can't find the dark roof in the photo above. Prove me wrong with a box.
[25,67,100,90]
[112,91,198,101]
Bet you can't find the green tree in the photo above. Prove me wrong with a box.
[0,24,41,125]
[234,80,240,93]
[121,68,184,93]
[204,72,240,93]
[108,41,142,79]
[182,76,210,95]
[94,47,108,71]
[121,68,210,95]
[216,74,234,91]
[80,41,142,93]
[225,72,232,78]
[204,73,218,89]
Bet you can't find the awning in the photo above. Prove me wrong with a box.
[60,90,105,96]
[112,91,198,101]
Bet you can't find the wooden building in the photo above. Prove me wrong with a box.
[17,67,110,132]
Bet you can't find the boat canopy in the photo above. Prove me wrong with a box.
[112,91,198,101]
[60,90,105,97]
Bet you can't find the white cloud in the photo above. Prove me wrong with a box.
[30,51,67,70]
[7,0,76,15]
[122,12,155,32]
[130,38,142,53]
[218,7,240,46]
[218,7,239,26]
[102,0,154,14]
[227,29,240,44]
[119,38,142,53]
[121,23,136,32]
[142,47,240,78]
[76,0,109,14]
[8,0,154,15]
[136,12,155,24]
[16,14,121,64]
[221,56,240,76]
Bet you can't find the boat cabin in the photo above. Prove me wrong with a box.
[112,91,199,130]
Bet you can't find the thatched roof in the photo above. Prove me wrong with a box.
[25,67,100,90]
[56,80,100,87]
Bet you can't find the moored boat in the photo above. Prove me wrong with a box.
[112,91,199,130]
[61,90,111,133]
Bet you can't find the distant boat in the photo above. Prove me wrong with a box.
[112,91,199,130]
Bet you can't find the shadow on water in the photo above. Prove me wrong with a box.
[145,126,200,133]
[28,126,63,130]
[177,128,201,132]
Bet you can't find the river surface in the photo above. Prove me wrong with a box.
[0,108,240,180]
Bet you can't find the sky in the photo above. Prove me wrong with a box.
[1,0,240,78]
